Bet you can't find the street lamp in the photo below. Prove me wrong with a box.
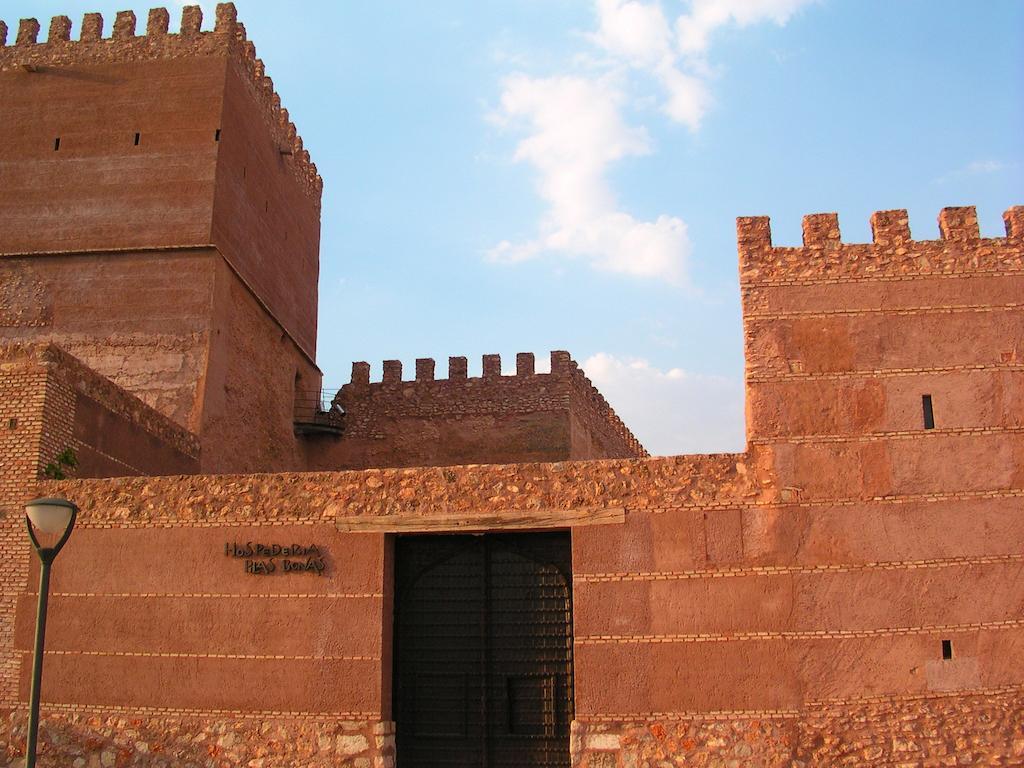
[23,497,77,768]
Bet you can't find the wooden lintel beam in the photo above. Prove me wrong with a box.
[334,506,625,533]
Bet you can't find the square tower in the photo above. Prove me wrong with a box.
[0,4,323,471]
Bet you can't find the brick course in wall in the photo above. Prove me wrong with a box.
[0,351,47,716]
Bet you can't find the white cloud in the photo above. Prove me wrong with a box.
[966,159,1004,174]
[583,353,746,455]
[489,0,816,283]
[592,0,712,131]
[932,158,1012,185]
[589,0,815,129]
[591,0,674,66]
[653,61,711,129]
[489,74,692,283]
[676,0,816,56]
[499,75,649,221]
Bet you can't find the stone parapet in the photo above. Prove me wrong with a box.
[564,356,648,458]
[738,206,1024,285]
[45,452,756,527]
[338,352,578,422]
[315,351,646,469]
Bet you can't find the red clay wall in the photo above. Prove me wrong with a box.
[738,207,1024,505]
[307,352,646,470]
[2,474,397,766]
[0,47,221,254]
[0,341,202,765]
[6,436,1018,765]
[201,257,321,474]
[0,248,319,475]
[211,50,321,359]
[0,5,321,357]
[0,250,218,430]
[58,346,200,477]
[0,5,324,475]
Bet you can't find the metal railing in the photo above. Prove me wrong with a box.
[294,388,344,424]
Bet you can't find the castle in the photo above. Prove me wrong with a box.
[0,5,1022,767]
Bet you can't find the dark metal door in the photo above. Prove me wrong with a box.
[393,533,573,768]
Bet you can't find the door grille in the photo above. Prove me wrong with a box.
[394,533,573,767]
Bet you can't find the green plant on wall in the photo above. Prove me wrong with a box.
[43,447,78,480]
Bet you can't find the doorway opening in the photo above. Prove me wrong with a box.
[393,532,574,767]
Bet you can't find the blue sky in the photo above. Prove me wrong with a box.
[17,1,1024,454]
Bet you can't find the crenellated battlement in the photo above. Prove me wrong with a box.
[346,351,581,386]
[738,206,1024,284]
[324,351,647,466]
[0,3,322,205]
[563,354,649,459]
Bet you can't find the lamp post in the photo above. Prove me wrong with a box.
[23,497,78,768]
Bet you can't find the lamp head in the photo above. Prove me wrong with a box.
[25,497,78,559]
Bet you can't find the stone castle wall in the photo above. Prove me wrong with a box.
[4,712,395,768]
[1,421,1018,764]
[0,206,1021,765]
[306,351,647,470]
[0,249,319,476]
[200,257,322,474]
[738,206,1024,509]
[572,688,1024,767]
[0,5,1021,765]
[15,343,200,477]
[565,355,647,460]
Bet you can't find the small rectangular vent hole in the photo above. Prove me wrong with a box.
[922,395,935,429]
[941,639,952,660]
[53,137,60,151]
[7,418,16,430]
[133,132,140,146]
[215,128,221,142]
